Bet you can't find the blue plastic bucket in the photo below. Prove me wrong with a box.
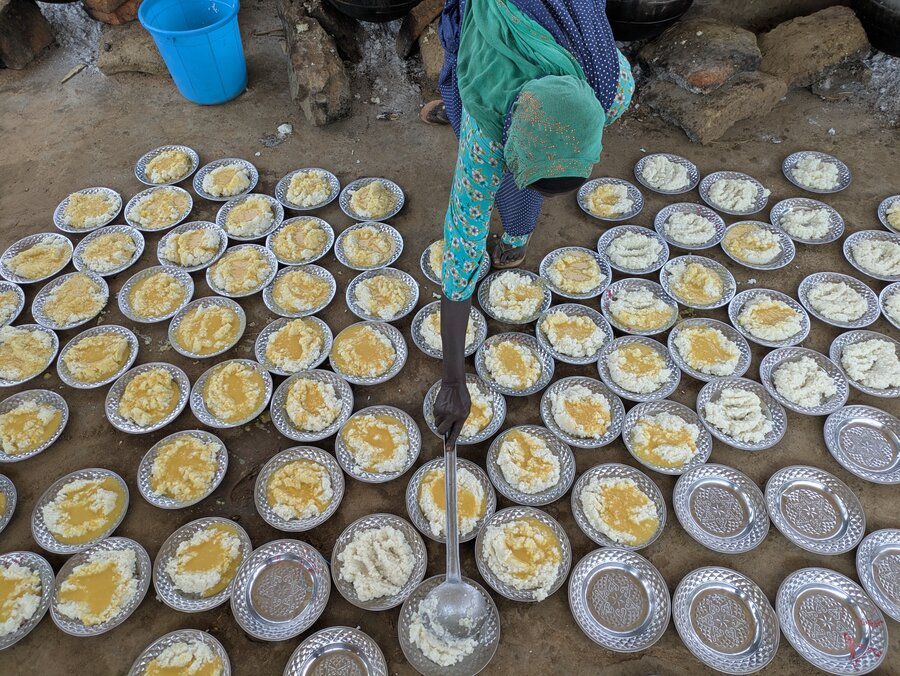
[139,0,247,105]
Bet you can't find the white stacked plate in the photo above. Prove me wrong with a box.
[74,225,145,277]
[485,425,575,506]
[577,177,644,221]
[597,335,681,403]
[32,270,109,331]
[410,300,487,359]
[128,630,230,676]
[829,330,900,398]
[346,267,419,322]
[659,255,735,309]
[263,264,337,318]
[720,221,795,270]
[823,405,900,485]
[0,233,71,285]
[539,376,625,449]
[53,187,122,233]
[137,430,228,509]
[117,265,193,324]
[758,347,849,416]
[782,150,851,193]
[0,389,68,463]
[699,171,769,216]
[190,359,272,429]
[265,216,334,266]
[728,288,810,348]
[622,400,712,475]
[538,246,611,299]
[339,177,405,221]
[856,528,900,622]
[797,272,880,328]
[667,318,752,383]
[286,627,386,676]
[254,316,333,376]
[134,144,200,186]
[422,374,505,446]
[633,152,699,195]
[269,370,353,443]
[477,269,552,325]
[275,168,340,211]
[843,230,900,282]
[696,377,787,451]
[156,221,228,272]
[215,193,285,242]
[654,203,726,251]
[193,158,258,201]
[124,185,193,232]
[769,197,844,244]
[535,303,613,365]
[596,225,669,275]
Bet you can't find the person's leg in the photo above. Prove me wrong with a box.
[492,173,543,267]
[426,0,463,131]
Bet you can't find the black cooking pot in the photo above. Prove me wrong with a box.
[852,0,900,57]
[327,0,423,22]
[606,0,694,41]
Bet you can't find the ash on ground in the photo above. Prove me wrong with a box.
[353,21,424,117]
[37,2,102,68]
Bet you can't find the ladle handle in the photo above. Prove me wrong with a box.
[443,432,461,584]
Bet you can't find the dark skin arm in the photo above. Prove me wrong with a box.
[433,294,472,448]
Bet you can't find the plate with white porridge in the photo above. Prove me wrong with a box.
[410,300,487,359]
[334,221,403,271]
[570,463,665,551]
[275,168,340,211]
[137,429,228,509]
[405,456,496,543]
[475,332,554,397]
[765,465,865,555]
[568,547,670,653]
[157,221,228,272]
[422,374,506,445]
[667,318,751,383]
[478,270,552,325]
[0,232,72,285]
[475,506,571,602]
[857,529,900,622]
[880,282,900,329]
[0,282,24,328]
[878,194,900,233]
[759,347,849,416]
[597,225,669,275]
[728,288,810,348]
[673,463,769,554]
[539,376,624,449]
[118,265,193,324]
[58,335,120,404]
[31,270,108,331]
[797,272,880,329]
[600,278,679,336]
[782,150,851,193]
[0,550,54,651]
[193,158,258,202]
[215,193,284,242]
[329,321,407,386]
[339,177,405,222]
[269,370,354,443]
[420,237,490,287]
[53,187,122,234]
[577,177,644,221]
[0,324,59,388]
[653,203,726,251]
[153,516,252,613]
[286,627,386,676]
[205,244,278,298]
[0,474,14,534]
[486,425,575,506]
[697,377,787,451]
[535,303,613,365]
[335,405,420,483]
[597,336,680,403]
[824,405,900,485]
[538,246,611,299]
[721,221,795,270]
[128,629,230,676]
[263,264,336,318]
[168,296,246,359]
[135,144,200,186]
[769,197,844,244]
[106,363,190,435]
[50,537,151,637]
[124,186,193,232]
[332,513,427,611]
[0,389,67,463]
[633,152,699,195]
[699,171,770,216]
[190,359,273,429]
[265,216,334,266]
[829,330,900,398]
[660,255,735,309]
[622,400,712,475]
[843,230,900,282]
[74,225,145,277]
[255,316,333,376]
[254,446,345,531]
[346,267,419,322]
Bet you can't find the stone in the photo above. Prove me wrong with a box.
[643,71,788,144]
[277,0,351,127]
[82,0,128,12]
[811,58,872,101]
[301,0,363,63]
[396,0,442,57]
[638,18,760,94]
[758,6,870,88]
[97,20,166,76]
[418,19,443,82]
[684,0,843,32]
[0,0,54,69]
[82,0,141,25]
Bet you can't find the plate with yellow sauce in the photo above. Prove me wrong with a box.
[254,446,345,532]
[600,278,679,337]
[597,335,681,403]
[124,186,193,233]
[329,321,407,386]
[262,264,337,318]
[53,187,122,234]
[0,550,54,651]
[168,296,246,360]
[205,243,278,299]
[57,325,139,390]
[346,268,420,323]
[622,400,712,475]
[118,265,194,324]
[73,225,145,278]
[474,332,555,397]
[135,144,200,186]
[106,363,191,434]
[0,232,72,285]
[539,376,625,449]
[410,300,488,360]
[721,220,795,271]
[535,303,614,366]
[269,370,353,443]
[31,467,129,554]
[275,167,340,212]
[128,629,231,676]
[422,374,506,446]
[190,359,273,429]
[486,425,576,507]
[215,193,284,242]
[50,536,151,637]
[255,316,333,377]
[266,216,335,266]
[577,177,644,222]
[339,177,405,222]
[728,288,811,348]
[153,517,252,612]
[0,389,68,463]
[137,430,228,509]
[334,221,403,271]
[660,255,736,310]
[0,282,24,329]
[336,405,421,483]
[157,221,228,273]
[193,158,258,202]
[0,474,15,535]
[0,324,59,388]
[31,270,109,331]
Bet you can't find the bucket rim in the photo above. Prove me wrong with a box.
[139,0,241,38]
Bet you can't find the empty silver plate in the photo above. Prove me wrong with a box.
[824,405,900,484]
[856,528,900,622]
[285,626,386,676]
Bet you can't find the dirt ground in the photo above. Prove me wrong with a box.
[0,5,899,676]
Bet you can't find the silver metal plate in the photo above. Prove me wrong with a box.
[106,362,190,434]
[877,195,900,233]
[474,332,555,397]
[856,528,900,623]
[535,303,613,365]
[334,221,403,271]
[0,325,58,388]
[215,193,284,242]
[153,517,252,613]
[405,456,496,543]
[193,158,259,202]
[477,270,552,325]
[597,335,681,403]
[168,296,246,360]
[32,270,109,331]
[117,265,193,324]
[156,221,228,272]
[285,626,387,676]
[205,244,278,298]
[134,144,200,186]
[765,465,865,555]
[0,474,15,534]
[0,232,72,285]
[229,539,330,641]
[633,152,700,195]
[843,230,900,282]
[31,467,129,554]
[255,316,333,376]
[74,225,145,277]
[339,177,405,221]
[728,288,811,348]
[486,425,575,506]
[270,370,353,443]
[782,150,851,193]
[538,247,612,300]
[660,255,736,309]
[770,197,845,244]
[124,185,193,232]
[696,377,787,451]
[190,359,273,429]
[263,264,337,318]
[422,374,506,446]
[410,301,487,360]
[596,225,669,275]
[759,347,849,416]
[137,429,228,509]
[622,400,711,475]
[0,389,68,463]
[420,238,490,287]
[721,221,796,271]
[275,168,340,212]
[673,463,769,553]
[797,272,880,329]
[673,566,780,674]
[50,537,151,637]
[880,282,900,330]
[331,513,427,611]
[699,171,770,216]
[570,463,666,550]
[600,278,679,336]
[335,405,420,483]
[53,187,122,233]
[577,177,644,221]
[654,202,726,251]
[328,321,408,386]
[254,446,345,532]
[0,281,24,328]
[777,567,887,674]
[0,551,54,651]
[265,216,335,266]
[539,376,624,449]
[667,317,752,383]
[829,330,900,399]
[128,629,230,676]
[824,405,900,484]
[346,267,420,322]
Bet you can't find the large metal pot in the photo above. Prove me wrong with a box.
[606,0,694,41]
[327,0,424,22]
[852,0,900,57]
